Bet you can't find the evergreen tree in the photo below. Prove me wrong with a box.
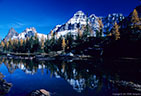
[44,38,52,53]
[66,33,74,52]
[18,39,24,52]
[6,41,9,51]
[32,33,41,53]
[29,36,35,53]
[83,18,90,38]
[9,38,13,46]
[41,35,45,52]
[56,36,63,51]
[22,39,27,52]
[25,37,31,53]
[8,38,13,51]
[44,39,48,53]
[90,27,94,36]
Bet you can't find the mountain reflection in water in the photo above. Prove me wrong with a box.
[0,57,140,96]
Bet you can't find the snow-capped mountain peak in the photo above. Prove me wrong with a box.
[50,11,125,37]
[4,27,47,41]
[24,27,37,34]
[68,10,87,24]
[3,28,19,41]
[102,13,124,32]
[74,10,85,15]
[4,11,125,41]
[51,11,100,37]
[14,27,38,40]
[89,14,97,18]
[52,25,62,33]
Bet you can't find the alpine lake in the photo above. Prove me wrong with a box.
[0,57,141,96]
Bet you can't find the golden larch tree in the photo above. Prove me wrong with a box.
[1,41,5,48]
[62,61,66,73]
[20,39,23,46]
[50,30,53,38]
[62,37,66,51]
[35,33,38,39]
[78,28,82,38]
[14,39,19,45]
[98,18,103,29]
[98,18,104,37]
[41,35,45,50]
[112,22,120,40]
[66,40,69,49]
[131,9,140,26]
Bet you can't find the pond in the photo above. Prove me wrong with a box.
[0,57,141,96]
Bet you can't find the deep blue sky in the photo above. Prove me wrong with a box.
[0,0,140,39]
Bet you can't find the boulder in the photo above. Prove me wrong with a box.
[110,80,141,92]
[40,89,50,96]
[30,89,50,96]
[0,73,12,95]
[0,72,4,80]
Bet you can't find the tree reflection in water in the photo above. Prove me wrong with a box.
[0,58,105,92]
[0,57,140,94]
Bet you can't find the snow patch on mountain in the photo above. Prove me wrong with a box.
[4,28,19,41]
[4,11,125,41]
[68,11,87,25]
[102,13,124,32]
[51,11,99,37]
[51,11,125,37]
[11,27,47,41]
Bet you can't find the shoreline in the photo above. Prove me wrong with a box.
[0,52,93,61]
[0,52,141,61]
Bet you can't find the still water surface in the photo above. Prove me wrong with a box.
[0,57,140,96]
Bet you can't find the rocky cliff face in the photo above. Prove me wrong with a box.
[51,11,125,37]
[102,13,124,32]
[3,28,19,41]
[4,11,125,40]
[4,27,47,41]
[52,11,90,37]
[0,73,12,95]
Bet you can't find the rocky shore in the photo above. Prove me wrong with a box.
[1,72,51,96]
[0,52,92,61]
[110,80,141,92]
[0,73,12,96]
[29,89,51,96]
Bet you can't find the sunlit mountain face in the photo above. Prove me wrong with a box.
[50,11,125,37]
[4,27,47,41]
[0,57,140,96]
[3,10,125,41]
